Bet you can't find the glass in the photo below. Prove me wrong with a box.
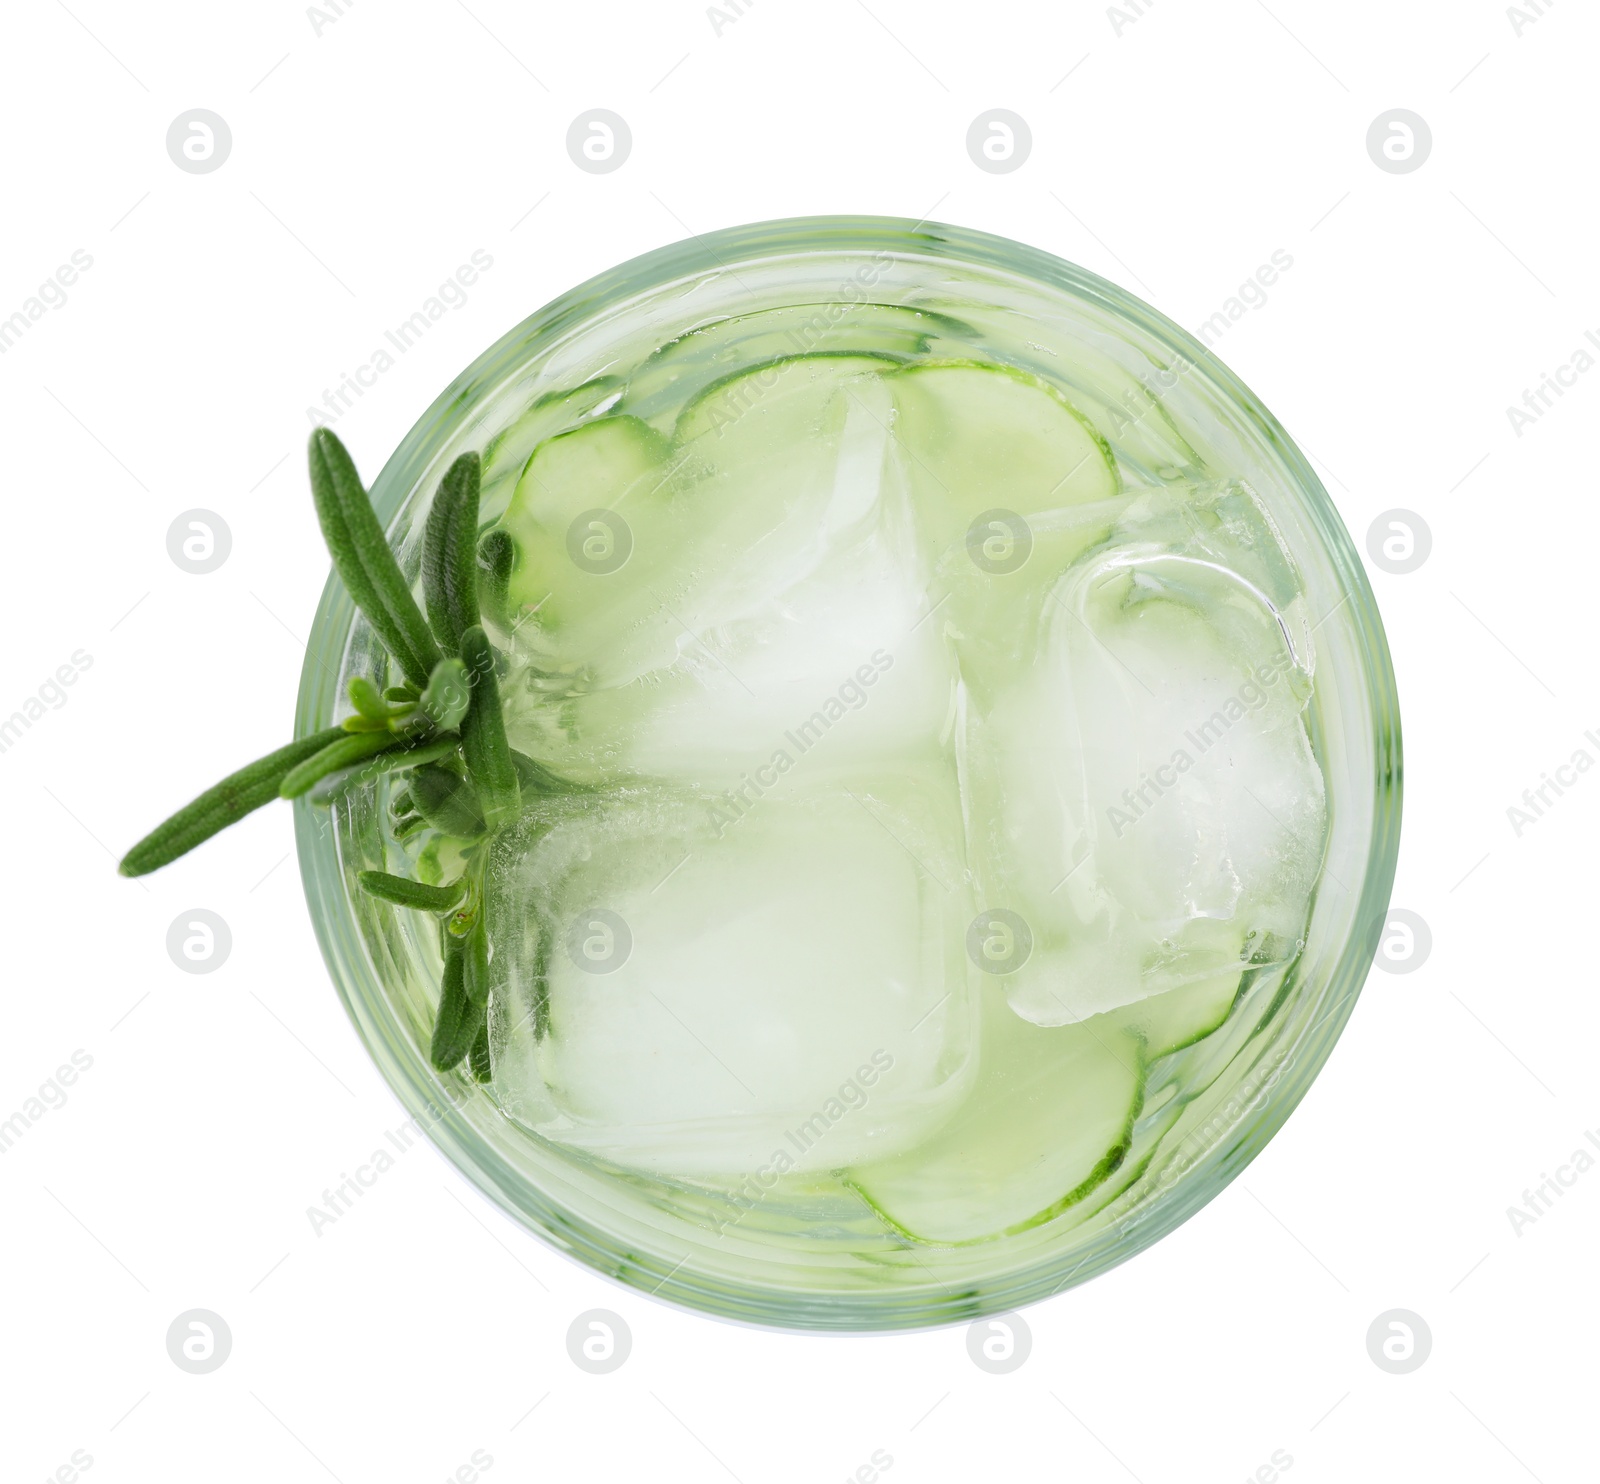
[294,217,1401,1330]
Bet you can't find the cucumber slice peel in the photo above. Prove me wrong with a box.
[886,358,1118,552]
[480,375,625,498]
[846,1001,1145,1246]
[621,302,970,426]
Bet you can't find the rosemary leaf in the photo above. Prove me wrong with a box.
[468,1021,492,1083]
[308,429,441,688]
[463,920,491,1006]
[429,941,477,1072]
[409,763,485,837]
[419,656,471,732]
[279,730,405,799]
[459,624,520,829]
[306,734,460,804]
[477,528,514,630]
[511,749,571,798]
[357,871,465,912]
[422,452,481,653]
[347,676,392,720]
[118,726,346,877]
[339,713,395,734]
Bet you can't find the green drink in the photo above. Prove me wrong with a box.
[130,219,1400,1328]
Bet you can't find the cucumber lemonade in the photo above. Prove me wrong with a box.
[400,293,1326,1246]
[129,221,1394,1322]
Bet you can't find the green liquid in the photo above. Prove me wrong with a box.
[382,299,1328,1250]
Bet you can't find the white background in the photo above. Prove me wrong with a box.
[1,1,1595,1480]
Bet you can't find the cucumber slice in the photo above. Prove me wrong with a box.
[846,996,1144,1245]
[887,359,1118,559]
[498,415,675,649]
[620,302,966,428]
[675,350,901,448]
[497,355,903,696]
[1102,917,1247,1058]
[1036,355,1201,486]
[508,414,670,533]
[480,376,625,503]
[1108,970,1241,1060]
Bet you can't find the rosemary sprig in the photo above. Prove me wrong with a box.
[429,940,480,1072]
[460,624,520,830]
[477,529,514,630]
[407,763,485,837]
[120,427,541,1077]
[307,733,462,805]
[462,918,491,1005]
[422,452,481,654]
[308,428,441,689]
[469,1022,493,1083]
[357,871,466,912]
[119,726,345,877]
[347,676,392,721]
[280,729,411,799]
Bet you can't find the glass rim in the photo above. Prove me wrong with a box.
[294,214,1402,1331]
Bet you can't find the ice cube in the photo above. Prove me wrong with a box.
[965,528,1326,1028]
[487,779,976,1176]
[504,369,957,786]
